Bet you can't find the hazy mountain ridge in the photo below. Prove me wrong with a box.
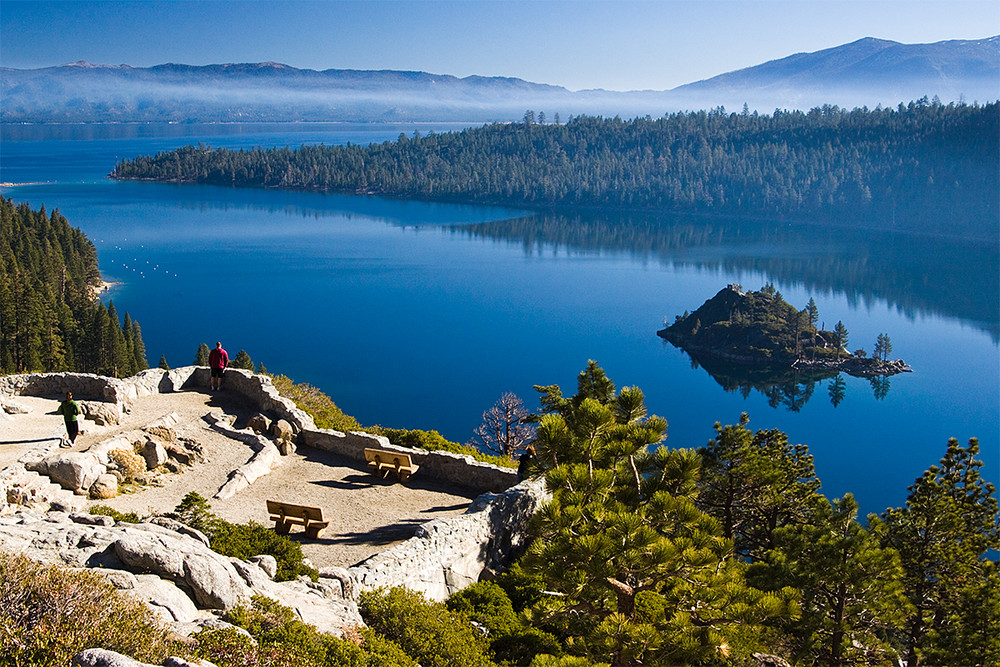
[678,36,1000,108]
[2,36,997,123]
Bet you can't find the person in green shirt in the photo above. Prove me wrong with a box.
[58,391,81,447]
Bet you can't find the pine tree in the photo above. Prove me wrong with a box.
[524,363,797,665]
[872,438,1000,666]
[833,321,849,359]
[158,354,170,370]
[231,349,254,370]
[763,494,912,666]
[129,317,148,371]
[696,413,823,562]
[194,342,210,366]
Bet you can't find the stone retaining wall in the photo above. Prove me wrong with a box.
[2,368,517,494]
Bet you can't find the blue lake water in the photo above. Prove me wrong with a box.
[2,122,997,516]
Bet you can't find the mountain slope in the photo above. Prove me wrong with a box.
[674,36,1000,109]
[1,36,997,123]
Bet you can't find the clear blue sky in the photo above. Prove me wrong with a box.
[2,0,997,91]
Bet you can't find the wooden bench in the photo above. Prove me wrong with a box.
[266,500,329,539]
[364,447,420,482]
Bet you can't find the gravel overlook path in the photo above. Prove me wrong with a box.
[0,388,478,569]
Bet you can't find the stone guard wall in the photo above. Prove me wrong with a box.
[1,367,518,495]
[2,368,535,602]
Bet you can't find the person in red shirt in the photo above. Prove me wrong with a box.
[208,341,229,390]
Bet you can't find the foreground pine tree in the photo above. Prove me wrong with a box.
[523,362,797,665]
[873,437,1000,667]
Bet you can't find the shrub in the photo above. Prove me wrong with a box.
[170,492,317,582]
[269,374,362,432]
[0,553,186,666]
[209,595,417,667]
[374,427,516,468]
[360,587,496,667]
[447,581,519,636]
[109,447,146,483]
[90,505,141,523]
[448,580,562,666]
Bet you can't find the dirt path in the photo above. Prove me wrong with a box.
[1,388,478,569]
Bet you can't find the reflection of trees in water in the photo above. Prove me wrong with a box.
[678,348,892,410]
[829,375,847,407]
[461,211,998,341]
[869,375,891,401]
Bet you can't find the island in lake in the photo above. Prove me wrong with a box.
[658,284,912,378]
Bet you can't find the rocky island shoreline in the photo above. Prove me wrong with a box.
[658,284,913,378]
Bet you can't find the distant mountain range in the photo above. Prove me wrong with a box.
[2,36,997,123]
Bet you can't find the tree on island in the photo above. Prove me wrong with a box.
[833,321,849,359]
[873,333,893,362]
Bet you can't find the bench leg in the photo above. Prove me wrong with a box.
[273,519,292,535]
[305,524,327,539]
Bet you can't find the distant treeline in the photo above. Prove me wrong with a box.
[0,198,148,376]
[113,100,999,239]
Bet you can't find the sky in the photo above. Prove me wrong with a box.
[2,0,998,91]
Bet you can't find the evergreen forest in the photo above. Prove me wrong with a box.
[112,100,999,240]
[0,198,148,376]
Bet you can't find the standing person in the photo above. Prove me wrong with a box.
[58,391,81,447]
[209,341,229,390]
[517,445,536,481]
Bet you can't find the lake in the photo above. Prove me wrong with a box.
[2,122,997,516]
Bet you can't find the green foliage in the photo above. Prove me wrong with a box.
[759,494,912,666]
[360,587,496,667]
[269,373,362,432]
[90,504,141,523]
[375,426,516,468]
[873,437,1000,666]
[525,363,796,665]
[170,492,318,582]
[0,552,184,667]
[194,342,210,366]
[447,582,520,636]
[192,595,420,667]
[873,332,893,361]
[231,349,254,370]
[696,412,823,561]
[662,285,840,363]
[112,102,1000,240]
[0,198,148,375]
[447,581,562,665]
[158,354,170,369]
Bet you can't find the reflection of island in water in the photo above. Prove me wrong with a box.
[677,346,892,411]
[460,210,999,341]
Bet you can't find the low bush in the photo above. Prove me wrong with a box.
[0,553,186,666]
[360,587,496,667]
[169,492,318,582]
[90,505,141,523]
[374,426,516,468]
[200,595,417,667]
[269,374,362,432]
[448,580,562,666]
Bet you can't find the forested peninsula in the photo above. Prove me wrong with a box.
[0,198,148,376]
[112,101,999,240]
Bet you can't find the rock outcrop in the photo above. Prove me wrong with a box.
[0,508,364,636]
